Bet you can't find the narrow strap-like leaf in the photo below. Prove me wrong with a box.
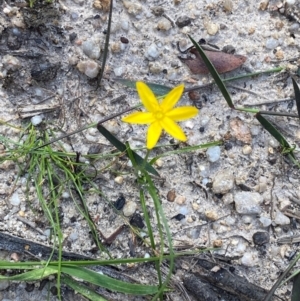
[188,35,235,108]
[61,266,159,295]
[97,0,113,88]
[97,124,159,176]
[292,272,300,301]
[114,78,172,96]
[256,113,295,159]
[62,275,108,301]
[292,77,300,123]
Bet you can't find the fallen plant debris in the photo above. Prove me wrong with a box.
[0,231,92,261]
[178,44,247,74]
[183,257,279,301]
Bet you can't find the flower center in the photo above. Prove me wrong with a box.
[154,111,164,120]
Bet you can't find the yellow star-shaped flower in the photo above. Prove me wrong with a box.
[122,82,199,149]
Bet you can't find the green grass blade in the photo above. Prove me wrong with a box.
[97,124,159,176]
[292,273,300,301]
[292,77,300,122]
[97,0,113,88]
[188,35,235,108]
[60,266,158,295]
[0,267,57,281]
[114,78,172,96]
[62,275,108,301]
[256,113,295,159]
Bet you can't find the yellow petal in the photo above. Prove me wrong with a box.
[122,112,155,124]
[160,84,184,112]
[136,82,160,112]
[160,117,187,141]
[147,121,162,149]
[166,106,198,121]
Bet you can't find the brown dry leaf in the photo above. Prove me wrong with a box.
[229,117,252,143]
[180,49,246,74]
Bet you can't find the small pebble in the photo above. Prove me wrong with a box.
[186,216,193,223]
[10,192,21,206]
[69,32,77,42]
[241,215,253,224]
[167,189,176,202]
[259,0,269,10]
[188,90,200,101]
[250,125,260,136]
[223,193,234,205]
[175,195,186,204]
[62,192,70,199]
[123,1,142,15]
[274,211,290,225]
[70,12,79,20]
[10,252,20,261]
[93,0,110,11]
[2,55,21,71]
[18,210,25,217]
[130,213,145,228]
[111,41,121,53]
[259,216,272,227]
[275,48,284,60]
[225,215,236,225]
[289,23,299,33]
[206,146,221,162]
[69,231,78,242]
[114,66,124,76]
[113,194,126,210]
[212,170,234,194]
[123,201,137,216]
[236,241,247,253]
[257,176,267,193]
[120,36,129,44]
[77,60,100,78]
[185,120,194,129]
[205,210,218,221]
[286,0,295,5]
[176,15,191,28]
[200,115,210,126]
[204,19,219,35]
[154,158,163,168]
[265,38,279,50]
[179,206,189,215]
[157,19,172,31]
[114,176,124,184]
[25,283,35,292]
[213,240,223,247]
[31,115,43,126]
[268,138,279,148]
[223,0,233,12]
[121,20,129,31]
[234,192,263,215]
[149,62,162,73]
[241,252,257,267]
[192,202,199,211]
[0,280,9,291]
[145,44,160,60]
[242,145,252,155]
[11,27,21,36]
[82,39,101,59]
[253,231,270,246]
[171,213,185,221]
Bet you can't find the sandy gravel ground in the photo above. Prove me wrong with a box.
[1,0,300,300]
